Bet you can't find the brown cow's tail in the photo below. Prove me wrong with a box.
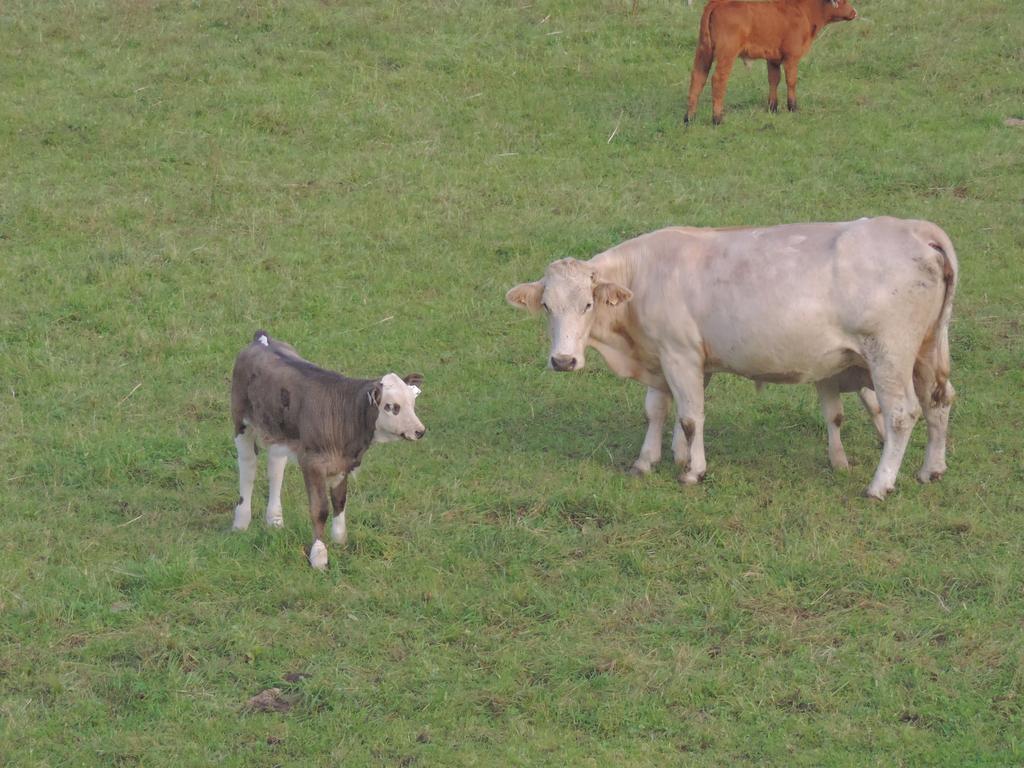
[918,225,958,407]
[695,0,721,66]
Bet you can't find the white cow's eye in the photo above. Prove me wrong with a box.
[541,302,550,313]
[584,302,592,312]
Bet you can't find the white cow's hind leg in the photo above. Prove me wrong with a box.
[816,380,849,470]
[916,379,954,484]
[858,387,885,443]
[265,444,290,528]
[630,387,670,475]
[233,429,258,530]
[865,353,921,499]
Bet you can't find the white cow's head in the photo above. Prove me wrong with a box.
[372,373,426,443]
[506,258,632,372]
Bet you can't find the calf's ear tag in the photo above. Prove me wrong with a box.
[410,385,421,397]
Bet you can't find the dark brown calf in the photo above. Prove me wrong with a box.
[685,0,857,125]
[230,331,425,569]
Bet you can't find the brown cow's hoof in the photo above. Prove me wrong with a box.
[787,100,798,112]
[712,115,723,126]
[769,102,778,113]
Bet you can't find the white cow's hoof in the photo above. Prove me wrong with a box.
[265,507,284,528]
[917,467,946,484]
[628,461,651,477]
[864,484,893,501]
[232,507,252,531]
[829,455,851,471]
[309,540,328,570]
[678,470,705,486]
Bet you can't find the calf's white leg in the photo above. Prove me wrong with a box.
[631,387,670,475]
[265,444,290,528]
[303,464,331,570]
[330,474,349,546]
[233,428,258,531]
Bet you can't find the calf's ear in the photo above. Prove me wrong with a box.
[403,373,424,388]
[370,381,383,406]
[595,281,633,307]
[506,281,544,313]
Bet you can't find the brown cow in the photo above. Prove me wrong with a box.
[685,0,857,125]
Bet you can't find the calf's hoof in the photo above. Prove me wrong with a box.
[309,540,328,570]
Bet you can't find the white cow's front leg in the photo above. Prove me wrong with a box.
[265,444,290,528]
[233,428,258,530]
[664,359,706,485]
[816,380,849,470]
[630,387,671,475]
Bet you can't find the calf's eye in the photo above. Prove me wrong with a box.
[392,404,401,415]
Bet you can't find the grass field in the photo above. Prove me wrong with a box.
[2,0,1023,764]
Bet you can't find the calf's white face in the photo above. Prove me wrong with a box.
[372,373,426,443]
[506,258,632,372]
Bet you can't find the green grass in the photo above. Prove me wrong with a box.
[2,0,1023,764]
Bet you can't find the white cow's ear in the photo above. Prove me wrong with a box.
[595,282,633,307]
[506,281,544,313]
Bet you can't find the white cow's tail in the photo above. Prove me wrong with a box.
[920,224,958,407]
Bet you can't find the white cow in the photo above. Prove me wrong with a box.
[507,217,957,499]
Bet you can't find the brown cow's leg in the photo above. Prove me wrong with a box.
[685,47,713,124]
[767,61,782,113]
[329,474,349,547]
[302,464,330,569]
[783,58,800,111]
[710,51,737,125]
